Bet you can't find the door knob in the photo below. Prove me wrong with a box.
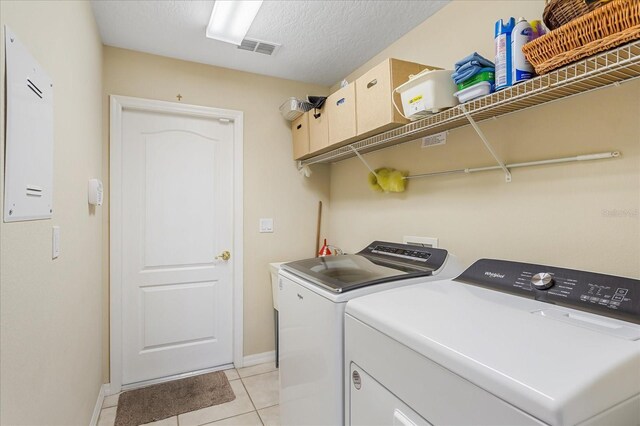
[215,250,231,261]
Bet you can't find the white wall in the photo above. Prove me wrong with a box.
[328,1,640,277]
[0,1,104,424]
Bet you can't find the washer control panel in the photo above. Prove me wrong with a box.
[456,259,640,324]
[361,241,448,270]
[370,244,432,262]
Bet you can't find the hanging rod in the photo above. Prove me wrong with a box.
[404,151,620,180]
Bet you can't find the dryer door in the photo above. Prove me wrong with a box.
[349,363,431,426]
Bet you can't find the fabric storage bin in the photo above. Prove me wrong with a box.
[355,58,439,138]
[291,112,310,160]
[327,82,357,147]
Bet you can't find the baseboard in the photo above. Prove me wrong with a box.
[242,350,275,367]
[103,383,115,396]
[89,384,107,426]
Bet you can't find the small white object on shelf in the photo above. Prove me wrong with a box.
[279,97,312,121]
[454,82,493,103]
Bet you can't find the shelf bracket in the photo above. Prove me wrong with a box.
[349,145,379,178]
[459,104,512,183]
[297,160,312,178]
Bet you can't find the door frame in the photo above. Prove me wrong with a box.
[109,95,244,393]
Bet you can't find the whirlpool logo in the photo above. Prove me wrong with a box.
[484,271,506,279]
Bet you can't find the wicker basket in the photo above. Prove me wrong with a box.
[522,0,640,75]
[543,0,609,30]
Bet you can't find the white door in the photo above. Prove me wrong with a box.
[120,107,234,385]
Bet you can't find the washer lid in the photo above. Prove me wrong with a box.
[346,275,640,425]
[281,241,448,293]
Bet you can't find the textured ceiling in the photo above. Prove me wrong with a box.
[91,0,449,86]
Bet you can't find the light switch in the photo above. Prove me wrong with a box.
[52,226,60,259]
[259,218,274,233]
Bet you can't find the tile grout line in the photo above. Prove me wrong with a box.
[236,364,277,380]
[239,370,278,382]
[241,369,279,426]
[258,410,265,426]
[258,403,278,410]
[239,377,264,426]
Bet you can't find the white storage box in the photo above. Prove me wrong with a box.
[280,97,312,121]
[395,69,458,120]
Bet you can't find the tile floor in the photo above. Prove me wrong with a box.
[97,362,280,426]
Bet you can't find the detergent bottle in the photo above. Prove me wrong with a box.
[511,17,534,83]
[494,17,515,90]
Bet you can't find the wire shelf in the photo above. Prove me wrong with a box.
[301,40,640,165]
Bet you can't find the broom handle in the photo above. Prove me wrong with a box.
[315,201,322,257]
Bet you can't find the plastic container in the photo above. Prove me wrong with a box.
[495,18,515,90]
[457,71,495,90]
[394,69,458,120]
[279,97,312,121]
[454,82,493,103]
[512,18,534,83]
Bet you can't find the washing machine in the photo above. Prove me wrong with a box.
[345,258,640,425]
[278,241,462,426]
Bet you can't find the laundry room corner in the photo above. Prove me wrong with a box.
[2,1,638,424]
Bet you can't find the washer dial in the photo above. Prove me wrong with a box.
[531,272,554,290]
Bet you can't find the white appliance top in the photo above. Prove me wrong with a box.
[281,241,451,293]
[279,259,461,304]
[346,259,640,425]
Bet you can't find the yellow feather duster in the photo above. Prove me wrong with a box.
[367,168,409,193]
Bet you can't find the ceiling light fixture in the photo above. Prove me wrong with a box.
[206,0,264,46]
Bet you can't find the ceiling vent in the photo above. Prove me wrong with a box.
[238,38,280,56]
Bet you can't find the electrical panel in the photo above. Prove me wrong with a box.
[3,26,54,222]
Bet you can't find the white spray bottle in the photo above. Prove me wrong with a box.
[512,17,534,83]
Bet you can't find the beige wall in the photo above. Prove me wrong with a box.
[0,1,104,425]
[328,1,640,278]
[102,47,330,380]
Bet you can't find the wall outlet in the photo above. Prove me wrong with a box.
[259,218,274,233]
[52,226,60,259]
[403,235,438,248]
